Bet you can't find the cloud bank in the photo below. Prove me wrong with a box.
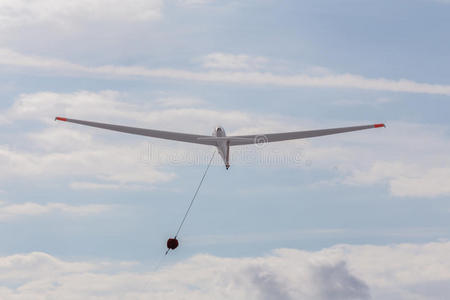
[1,48,450,96]
[0,202,112,221]
[201,52,269,70]
[0,0,163,29]
[0,241,449,299]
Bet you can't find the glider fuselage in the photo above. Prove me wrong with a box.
[213,126,230,169]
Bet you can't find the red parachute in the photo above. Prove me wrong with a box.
[167,238,179,250]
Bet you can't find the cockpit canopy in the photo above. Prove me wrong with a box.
[214,126,226,136]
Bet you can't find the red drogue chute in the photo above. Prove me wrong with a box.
[167,238,179,250]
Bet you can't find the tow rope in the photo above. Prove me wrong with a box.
[166,151,216,254]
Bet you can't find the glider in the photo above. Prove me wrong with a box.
[55,117,385,169]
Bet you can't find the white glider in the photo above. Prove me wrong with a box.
[55,117,385,169]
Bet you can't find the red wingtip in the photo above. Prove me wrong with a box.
[374,123,386,128]
[55,117,67,122]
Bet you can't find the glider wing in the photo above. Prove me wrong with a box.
[227,124,386,146]
[54,117,217,146]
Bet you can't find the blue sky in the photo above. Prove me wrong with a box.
[1,0,450,299]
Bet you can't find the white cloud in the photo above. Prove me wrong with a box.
[267,122,450,198]
[305,66,334,76]
[0,0,163,29]
[3,90,251,131]
[69,181,123,190]
[0,136,175,187]
[178,0,215,5]
[349,162,450,197]
[390,167,450,197]
[333,96,394,106]
[299,121,450,198]
[202,52,269,70]
[0,252,96,281]
[155,96,206,108]
[0,241,450,299]
[0,202,112,221]
[1,48,450,96]
[5,90,138,124]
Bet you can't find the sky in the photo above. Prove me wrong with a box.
[1,0,450,299]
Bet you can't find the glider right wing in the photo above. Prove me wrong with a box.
[227,123,386,146]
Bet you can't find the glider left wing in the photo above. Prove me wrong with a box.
[55,117,217,146]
